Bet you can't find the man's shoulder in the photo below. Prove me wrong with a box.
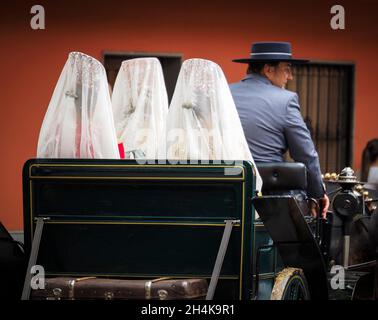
[269,86,297,101]
[229,81,243,90]
[230,79,297,100]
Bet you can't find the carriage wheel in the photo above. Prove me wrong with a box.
[271,267,311,300]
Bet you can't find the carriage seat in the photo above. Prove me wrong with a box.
[256,162,309,215]
[256,162,307,193]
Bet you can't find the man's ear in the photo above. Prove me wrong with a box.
[262,64,272,76]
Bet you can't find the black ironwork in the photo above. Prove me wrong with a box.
[287,63,354,173]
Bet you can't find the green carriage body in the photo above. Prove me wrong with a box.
[23,159,278,300]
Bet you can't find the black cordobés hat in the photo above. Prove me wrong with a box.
[233,42,309,64]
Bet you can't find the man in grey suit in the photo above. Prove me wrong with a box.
[230,42,329,217]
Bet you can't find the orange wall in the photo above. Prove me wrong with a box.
[1,0,377,230]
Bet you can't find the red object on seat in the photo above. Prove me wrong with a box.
[118,143,125,159]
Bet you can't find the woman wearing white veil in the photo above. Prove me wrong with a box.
[166,58,262,192]
[111,58,168,159]
[37,52,119,159]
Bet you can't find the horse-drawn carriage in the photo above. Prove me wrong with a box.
[20,159,378,300]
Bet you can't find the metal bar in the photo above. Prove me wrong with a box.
[21,217,48,300]
[336,67,342,172]
[344,260,376,271]
[346,66,355,167]
[305,65,310,118]
[253,244,275,300]
[206,219,239,300]
[343,235,350,268]
[325,68,331,172]
[316,66,321,152]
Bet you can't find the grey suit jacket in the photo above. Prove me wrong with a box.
[230,73,325,198]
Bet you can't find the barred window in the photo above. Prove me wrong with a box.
[286,63,354,173]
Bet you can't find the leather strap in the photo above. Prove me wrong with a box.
[145,277,171,299]
[206,219,239,300]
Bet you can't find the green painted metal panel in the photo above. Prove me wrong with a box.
[23,159,258,299]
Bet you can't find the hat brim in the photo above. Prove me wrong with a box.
[232,58,309,64]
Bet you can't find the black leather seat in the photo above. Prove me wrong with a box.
[256,162,309,215]
[256,162,307,193]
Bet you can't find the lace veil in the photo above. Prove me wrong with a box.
[166,58,262,191]
[37,52,119,158]
[111,58,169,159]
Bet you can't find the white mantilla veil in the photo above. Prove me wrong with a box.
[111,58,168,159]
[166,58,262,191]
[37,52,120,159]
